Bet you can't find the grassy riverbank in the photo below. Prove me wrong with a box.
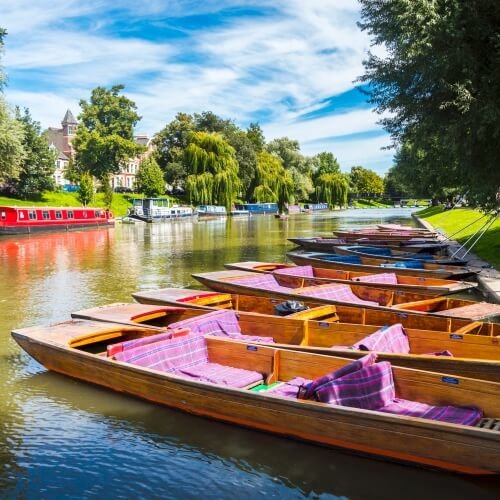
[416,206,500,269]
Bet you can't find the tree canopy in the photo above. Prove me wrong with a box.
[184,131,241,211]
[13,108,55,199]
[135,156,165,197]
[73,85,143,181]
[358,0,500,207]
[348,166,384,198]
[0,99,25,183]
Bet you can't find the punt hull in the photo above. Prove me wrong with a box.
[73,302,500,382]
[12,332,500,475]
[287,251,476,280]
[224,261,475,296]
[192,272,500,321]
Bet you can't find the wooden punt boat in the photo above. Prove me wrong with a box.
[224,261,475,296]
[72,302,500,381]
[334,246,467,266]
[132,287,500,335]
[334,231,437,242]
[11,319,500,475]
[192,270,500,321]
[287,250,477,280]
[288,237,448,254]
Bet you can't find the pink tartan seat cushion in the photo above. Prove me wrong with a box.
[293,284,378,306]
[113,332,208,373]
[230,274,293,292]
[168,309,242,336]
[265,377,312,398]
[354,272,398,285]
[379,399,482,426]
[274,265,314,278]
[298,354,483,426]
[168,309,274,343]
[353,324,410,354]
[179,363,263,388]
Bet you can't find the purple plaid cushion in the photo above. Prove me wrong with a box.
[179,363,263,388]
[354,272,398,285]
[298,353,379,401]
[225,333,275,343]
[107,331,175,356]
[379,399,482,426]
[274,265,314,278]
[230,274,292,292]
[113,333,208,373]
[294,284,378,306]
[168,309,241,336]
[353,324,410,354]
[313,361,396,410]
[265,377,312,398]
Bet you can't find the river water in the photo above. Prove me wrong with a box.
[0,208,498,498]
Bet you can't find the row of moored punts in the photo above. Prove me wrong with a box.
[12,223,500,475]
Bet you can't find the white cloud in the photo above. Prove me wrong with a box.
[1,0,394,170]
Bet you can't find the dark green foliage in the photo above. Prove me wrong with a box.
[358,0,500,207]
[135,156,165,197]
[348,166,384,198]
[0,99,24,182]
[78,171,94,206]
[315,174,349,209]
[13,108,55,199]
[73,85,143,183]
[383,165,413,198]
[246,123,265,152]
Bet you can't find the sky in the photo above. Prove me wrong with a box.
[1,0,393,173]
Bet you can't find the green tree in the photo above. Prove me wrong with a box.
[184,132,241,211]
[383,165,413,199]
[316,173,349,209]
[266,137,314,201]
[348,166,384,198]
[358,0,500,207]
[73,85,143,204]
[13,108,56,199]
[311,152,341,182]
[246,122,265,152]
[135,156,165,197]
[0,99,25,183]
[253,151,294,213]
[78,171,94,206]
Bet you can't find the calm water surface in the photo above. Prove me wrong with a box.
[1,208,498,499]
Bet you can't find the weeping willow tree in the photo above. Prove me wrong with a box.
[184,132,241,211]
[253,152,294,213]
[316,173,349,209]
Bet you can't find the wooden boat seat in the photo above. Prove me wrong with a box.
[433,303,500,320]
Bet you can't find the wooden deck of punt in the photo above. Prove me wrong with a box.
[287,251,477,280]
[334,231,438,242]
[192,270,500,322]
[333,246,466,266]
[288,237,448,254]
[72,302,500,382]
[11,319,500,475]
[223,261,475,296]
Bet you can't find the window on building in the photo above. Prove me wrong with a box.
[67,211,74,219]
[19,212,25,219]
[1,211,5,220]
[55,211,62,219]
[28,210,36,220]
[42,211,50,220]
[95,210,100,218]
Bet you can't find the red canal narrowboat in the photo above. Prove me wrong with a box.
[0,206,115,235]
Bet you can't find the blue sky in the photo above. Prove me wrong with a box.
[1,0,393,173]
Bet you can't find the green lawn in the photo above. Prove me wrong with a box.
[352,199,393,208]
[416,207,500,269]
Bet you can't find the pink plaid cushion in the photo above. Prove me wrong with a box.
[294,284,378,306]
[265,377,312,398]
[353,324,410,354]
[168,309,241,336]
[379,399,482,426]
[230,274,292,292]
[179,363,263,388]
[168,309,274,343]
[274,265,314,278]
[354,272,398,285]
[113,333,208,373]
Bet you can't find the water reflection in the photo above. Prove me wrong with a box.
[2,210,497,498]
